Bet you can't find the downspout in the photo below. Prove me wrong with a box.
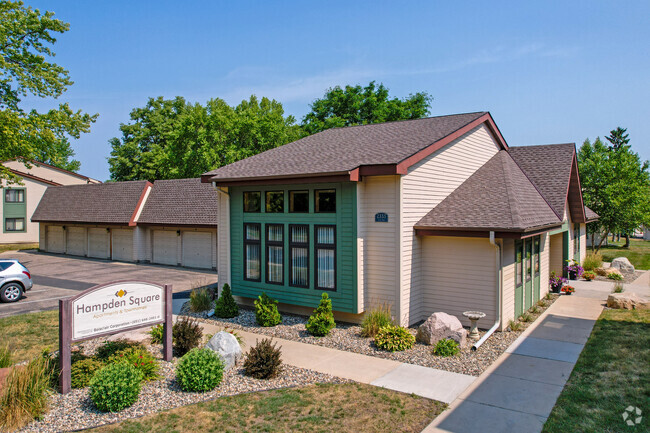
[472,231,502,351]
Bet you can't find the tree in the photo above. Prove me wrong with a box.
[301,81,432,135]
[0,1,97,181]
[605,126,629,151]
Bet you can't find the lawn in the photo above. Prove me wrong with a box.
[543,309,649,432]
[596,238,650,270]
[90,383,445,433]
[0,310,59,363]
[0,242,39,254]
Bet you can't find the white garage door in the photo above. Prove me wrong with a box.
[112,229,134,262]
[88,228,109,259]
[153,230,178,266]
[47,226,64,253]
[182,231,213,269]
[66,227,86,256]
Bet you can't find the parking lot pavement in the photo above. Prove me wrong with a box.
[0,250,218,318]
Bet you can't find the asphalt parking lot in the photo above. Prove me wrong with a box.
[0,250,218,318]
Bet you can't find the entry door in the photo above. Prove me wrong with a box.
[524,239,533,310]
[533,236,541,302]
[515,240,524,317]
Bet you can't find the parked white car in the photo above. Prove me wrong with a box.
[0,259,33,303]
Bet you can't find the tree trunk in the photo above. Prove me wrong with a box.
[624,233,630,248]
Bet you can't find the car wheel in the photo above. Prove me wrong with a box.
[0,282,23,303]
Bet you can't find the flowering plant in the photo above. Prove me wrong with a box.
[561,285,575,294]
[564,260,584,279]
[582,271,595,281]
[549,272,568,292]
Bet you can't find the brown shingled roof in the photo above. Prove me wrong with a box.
[32,181,150,225]
[137,178,218,226]
[584,206,599,222]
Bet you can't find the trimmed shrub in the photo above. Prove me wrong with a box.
[71,358,104,389]
[0,345,12,368]
[214,284,239,318]
[608,272,623,281]
[95,339,145,361]
[254,292,281,327]
[149,324,164,344]
[582,252,603,271]
[108,347,159,381]
[176,348,225,392]
[433,338,460,357]
[189,287,213,313]
[305,293,336,337]
[90,362,143,412]
[374,325,415,352]
[173,316,203,357]
[243,338,283,379]
[360,304,394,338]
[0,356,51,431]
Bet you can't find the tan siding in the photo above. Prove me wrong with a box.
[540,233,550,298]
[217,187,231,289]
[134,226,148,262]
[0,177,48,244]
[501,238,515,328]
[579,223,587,263]
[3,160,99,185]
[549,233,564,275]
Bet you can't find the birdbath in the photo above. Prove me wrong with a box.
[463,311,486,341]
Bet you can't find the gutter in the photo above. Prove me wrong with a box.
[472,231,502,351]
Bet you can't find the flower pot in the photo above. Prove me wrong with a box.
[551,286,561,294]
[568,271,577,280]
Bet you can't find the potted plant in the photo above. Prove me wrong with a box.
[561,285,575,295]
[564,260,584,280]
[582,271,595,281]
[549,272,567,294]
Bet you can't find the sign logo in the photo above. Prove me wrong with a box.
[116,289,127,298]
[622,406,642,426]
[375,212,389,222]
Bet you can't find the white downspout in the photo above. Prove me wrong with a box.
[472,231,502,351]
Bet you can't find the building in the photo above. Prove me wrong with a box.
[202,112,598,329]
[0,160,100,244]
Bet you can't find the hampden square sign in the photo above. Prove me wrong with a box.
[58,281,173,393]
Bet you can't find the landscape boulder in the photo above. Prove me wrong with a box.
[607,292,650,310]
[610,257,635,273]
[594,267,607,276]
[605,268,622,277]
[416,312,468,348]
[205,331,242,370]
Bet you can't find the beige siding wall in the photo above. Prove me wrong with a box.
[501,238,515,328]
[3,161,99,185]
[1,177,48,244]
[217,187,230,289]
[401,124,501,324]
[549,233,564,275]
[134,226,148,262]
[540,232,551,298]
[579,223,587,263]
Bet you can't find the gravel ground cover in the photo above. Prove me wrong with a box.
[592,270,644,284]
[183,294,559,377]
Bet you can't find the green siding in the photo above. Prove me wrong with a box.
[3,188,27,233]
[230,183,358,313]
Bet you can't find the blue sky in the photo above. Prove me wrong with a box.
[23,0,650,181]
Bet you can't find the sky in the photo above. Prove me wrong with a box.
[21,0,650,181]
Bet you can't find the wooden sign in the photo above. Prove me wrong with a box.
[375,212,389,222]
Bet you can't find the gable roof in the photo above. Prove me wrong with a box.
[2,159,101,184]
[137,178,218,227]
[3,168,62,186]
[584,206,599,222]
[32,181,151,225]
[202,112,508,184]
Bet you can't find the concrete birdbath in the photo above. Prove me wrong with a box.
[463,311,486,341]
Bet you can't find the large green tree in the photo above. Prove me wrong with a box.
[301,81,432,135]
[0,1,97,181]
[108,96,304,181]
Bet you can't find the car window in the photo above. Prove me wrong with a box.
[0,262,13,271]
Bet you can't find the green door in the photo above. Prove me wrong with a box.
[533,236,541,302]
[515,240,524,317]
[524,239,533,310]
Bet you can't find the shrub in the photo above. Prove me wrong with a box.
[360,304,394,338]
[545,292,553,301]
[108,347,159,381]
[89,363,143,412]
[374,325,415,352]
[433,338,460,357]
[149,324,164,344]
[176,348,225,392]
[189,287,213,313]
[305,293,336,337]
[582,252,603,271]
[71,358,105,389]
[582,271,596,281]
[254,292,282,327]
[95,339,145,361]
[529,305,540,314]
[0,345,12,368]
[173,316,203,357]
[214,284,239,318]
[41,348,89,389]
[0,356,51,431]
[608,272,623,281]
[509,320,523,331]
[243,338,283,379]
[536,299,547,308]
[612,283,625,293]
[519,313,532,322]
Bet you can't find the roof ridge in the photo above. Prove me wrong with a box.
[5,168,62,186]
[509,142,575,149]
[318,111,488,132]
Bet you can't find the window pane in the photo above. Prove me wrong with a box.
[5,189,24,203]
[266,191,284,213]
[317,226,335,245]
[268,225,283,242]
[291,247,308,286]
[317,249,335,289]
[291,225,308,244]
[245,224,260,241]
[268,246,283,283]
[315,189,336,213]
[525,241,532,281]
[245,244,260,280]
[243,192,261,212]
[15,218,24,231]
[515,243,523,286]
[534,238,540,274]
[290,191,309,213]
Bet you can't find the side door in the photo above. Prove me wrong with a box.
[533,236,541,302]
[515,240,524,317]
[524,238,533,310]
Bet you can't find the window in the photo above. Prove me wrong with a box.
[525,240,532,281]
[266,224,284,284]
[5,218,25,232]
[315,189,336,213]
[265,191,284,213]
[243,223,261,281]
[243,192,261,212]
[4,189,24,203]
[315,225,336,290]
[289,191,309,213]
[515,241,523,286]
[534,236,540,275]
[574,224,580,257]
[289,225,309,287]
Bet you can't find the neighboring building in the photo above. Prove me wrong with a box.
[202,111,598,329]
[0,160,100,244]
[31,178,218,270]
[643,226,650,241]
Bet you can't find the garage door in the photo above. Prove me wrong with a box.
[182,231,213,269]
[88,228,109,259]
[47,225,64,253]
[66,227,86,256]
[153,230,178,266]
[112,229,133,262]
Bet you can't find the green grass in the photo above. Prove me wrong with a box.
[543,309,649,432]
[597,238,650,270]
[0,310,59,363]
[0,243,39,254]
[89,383,445,433]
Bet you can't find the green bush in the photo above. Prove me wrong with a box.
[433,339,460,357]
[0,345,12,368]
[149,324,164,344]
[374,325,415,352]
[582,252,603,271]
[0,356,51,432]
[71,358,104,389]
[95,339,145,361]
[214,284,239,318]
[189,287,213,313]
[89,363,143,412]
[254,292,282,327]
[519,313,532,322]
[176,348,225,392]
[173,316,203,357]
[305,293,336,337]
[243,338,283,379]
[360,304,394,338]
[508,320,523,331]
[608,272,623,281]
[108,347,159,381]
[41,348,89,389]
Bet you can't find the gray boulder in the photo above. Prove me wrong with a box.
[607,292,649,310]
[611,257,635,273]
[205,331,242,370]
[416,312,468,348]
